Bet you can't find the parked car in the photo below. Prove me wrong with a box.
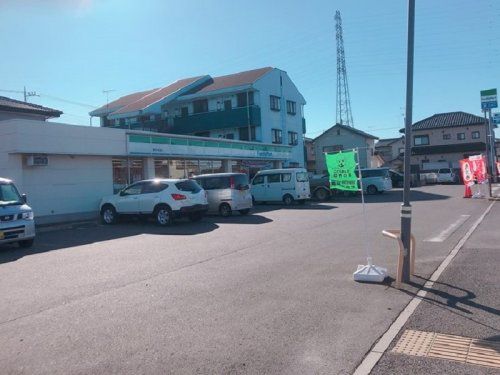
[389,170,404,188]
[309,174,332,201]
[100,179,208,226]
[356,168,393,194]
[251,168,310,205]
[192,173,252,217]
[0,178,35,247]
[436,168,458,184]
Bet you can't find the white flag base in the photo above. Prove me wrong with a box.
[353,257,387,283]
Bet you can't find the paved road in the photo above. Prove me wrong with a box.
[0,185,492,374]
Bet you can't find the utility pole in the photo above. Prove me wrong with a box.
[23,86,38,102]
[401,0,415,283]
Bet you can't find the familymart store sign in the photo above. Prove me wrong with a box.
[127,134,291,160]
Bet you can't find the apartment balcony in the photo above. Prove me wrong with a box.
[170,105,261,134]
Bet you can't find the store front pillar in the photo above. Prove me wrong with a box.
[144,157,156,179]
[273,160,283,169]
[222,159,232,172]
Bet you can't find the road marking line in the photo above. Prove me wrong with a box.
[425,215,471,242]
[352,200,496,375]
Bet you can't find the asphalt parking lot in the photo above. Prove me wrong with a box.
[0,185,494,374]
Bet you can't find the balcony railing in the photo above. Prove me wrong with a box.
[170,105,261,134]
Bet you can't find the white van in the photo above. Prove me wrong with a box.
[250,168,310,205]
[192,173,252,217]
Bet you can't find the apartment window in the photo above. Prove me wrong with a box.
[237,92,254,107]
[239,126,256,141]
[271,129,282,144]
[193,99,208,114]
[443,134,451,140]
[194,131,210,137]
[225,133,234,140]
[399,147,405,155]
[457,133,466,140]
[270,95,281,111]
[288,131,298,146]
[224,100,232,111]
[414,135,429,146]
[286,100,296,115]
[181,107,188,117]
[472,131,480,139]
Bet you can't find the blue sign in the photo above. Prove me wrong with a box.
[493,113,500,125]
[482,101,498,109]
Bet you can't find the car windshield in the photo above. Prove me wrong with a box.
[296,172,309,182]
[175,180,201,193]
[0,183,23,206]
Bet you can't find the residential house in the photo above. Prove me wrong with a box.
[90,67,307,167]
[313,123,378,173]
[304,137,315,172]
[0,96,62,122]
[403,111,495,171]
[375,136,405,171]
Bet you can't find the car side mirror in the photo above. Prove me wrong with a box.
[21,194,27,204]
[119,191,126,197]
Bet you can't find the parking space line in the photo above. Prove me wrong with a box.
[424,215,470,242]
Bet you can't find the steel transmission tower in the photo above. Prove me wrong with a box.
[335,10,354,127]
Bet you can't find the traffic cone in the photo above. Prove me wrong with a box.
[464,184,472,198]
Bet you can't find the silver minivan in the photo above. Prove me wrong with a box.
[0,178,35,247]
[251,168,311,205]
[192,173,252,217]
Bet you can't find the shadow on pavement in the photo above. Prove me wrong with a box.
[326,189,451,204]
[251,202,336,213]
[394,275,500,331]
[0,219,220,264]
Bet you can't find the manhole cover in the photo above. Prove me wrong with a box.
[393,329,500,369]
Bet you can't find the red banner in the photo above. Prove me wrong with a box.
[468,155,487,183]
[460,159,474,186]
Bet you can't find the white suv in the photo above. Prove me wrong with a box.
[436,168,458,184]
[100,179,208,226]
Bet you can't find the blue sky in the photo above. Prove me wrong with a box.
[1,0,498,139]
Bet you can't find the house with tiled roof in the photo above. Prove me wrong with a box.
[375,136,405,171]
[313,123,379,173]
[400,111,496,170]
[0,96,62,121]
[90,67,307,167]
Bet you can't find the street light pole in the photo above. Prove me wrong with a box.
[401,0,415,283]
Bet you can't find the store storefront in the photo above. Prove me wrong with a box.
[0,119,292,224]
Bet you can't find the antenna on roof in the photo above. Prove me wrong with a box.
[24,86,39,102]
[102,89,115,110]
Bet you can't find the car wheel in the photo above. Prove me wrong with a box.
[18,239,34,248]
[397,181,404,188]
[314,188,328,201]
[219,203,232,217]
[188,212,203,222]
[283,194,294,206]
[154,205,172,226]
[101,205,117,225]
[239,208,250,215]
[367,185,378,195]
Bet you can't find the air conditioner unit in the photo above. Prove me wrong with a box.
[26,155,49,166]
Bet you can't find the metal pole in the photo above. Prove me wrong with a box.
[484,110,493,196]
[488,109,497,183]
[401,0,415,283]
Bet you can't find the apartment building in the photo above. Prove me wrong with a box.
[90,67,306,168]
[405,111,494,170]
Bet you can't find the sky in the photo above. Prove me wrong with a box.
[1,0,499,139]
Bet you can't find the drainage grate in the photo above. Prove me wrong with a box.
[393,329,500,369]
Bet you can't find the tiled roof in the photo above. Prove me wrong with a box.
[406,111,486,132]
[0,96,62,117]
[90,88,158,115]
[315,123,378,141]
[195,67,273,93]
[113,76,204,115]
[376,137,403,147]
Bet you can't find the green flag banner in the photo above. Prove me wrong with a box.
[325,150,358,191]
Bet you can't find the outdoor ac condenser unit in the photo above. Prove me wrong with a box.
[26,155,49,166]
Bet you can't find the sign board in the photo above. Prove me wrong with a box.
[480,88,497,109]
[325,150,358,191]
[492,112,500,125]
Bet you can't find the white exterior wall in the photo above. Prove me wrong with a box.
[253,69,306,166]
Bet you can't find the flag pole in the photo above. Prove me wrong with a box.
[355,148,371,265]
